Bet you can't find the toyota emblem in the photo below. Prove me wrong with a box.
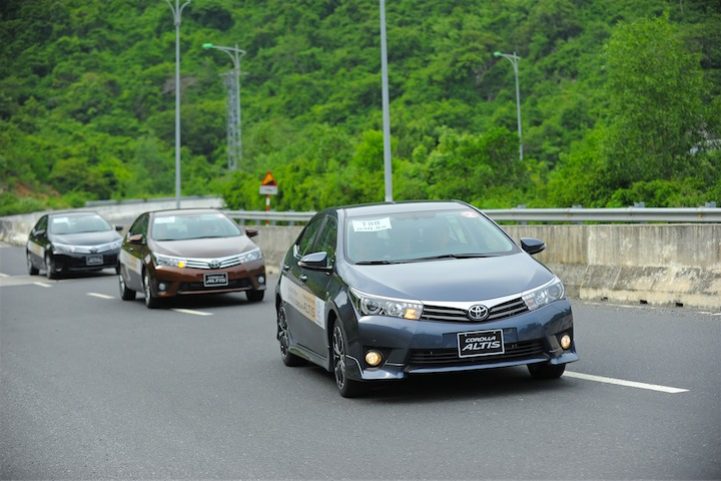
[467,304,489,321]
[209,260,221,269]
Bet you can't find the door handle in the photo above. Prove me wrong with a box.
[299,274,308,282]
[283,264,290,271]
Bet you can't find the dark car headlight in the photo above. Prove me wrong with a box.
[52,242,77,255]
[522,277,565,311]
[350,288,423,320]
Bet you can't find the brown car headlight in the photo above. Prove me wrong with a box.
[154,253,187,268]
[350,288,423,320]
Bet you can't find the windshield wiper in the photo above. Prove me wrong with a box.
[354,259,397,265]
[400,253,496,262]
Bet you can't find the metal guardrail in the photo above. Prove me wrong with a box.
[225,207,721,224]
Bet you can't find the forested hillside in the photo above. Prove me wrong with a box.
[1,0,720,214]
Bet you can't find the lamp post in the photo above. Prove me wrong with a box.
[379,0,393,202]
[203,43,246,170]
[165,0,190,208]
[494,51,523,161]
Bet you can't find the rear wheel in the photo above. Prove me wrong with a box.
[45,253,57,280]
[277,305,304,367]
[118,270,136,301]
[528,362,566,379]
[143,271,160,309]
[246,289,265,302]
[332,323,366,398]
[27,252,38,275]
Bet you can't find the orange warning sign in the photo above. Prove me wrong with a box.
[261,171,277,186]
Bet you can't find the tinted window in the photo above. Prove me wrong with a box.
[313,216,338,260]
[128,214,148,237]
[150,212,241,241]
[49,214,112,235]
[345,207,516,263]
[296,216,324,257]
[34,216,48,233]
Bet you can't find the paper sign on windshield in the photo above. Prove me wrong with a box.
[352,218,392,232]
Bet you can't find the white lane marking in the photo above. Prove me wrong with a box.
[172,308,213,317]
[33,282,52,288]
[87,292,114,300]
[565,371,688,394]
[0,273,9,278]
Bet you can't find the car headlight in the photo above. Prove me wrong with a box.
[52,243,76,254]
[153,253,187,268]
[522,277,565,311]
[239,247,262,264]
[350,288,423,320]
[107,239,122,250]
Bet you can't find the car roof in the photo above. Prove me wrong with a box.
[48,210,102,217]
[332,200,470,218]
[150,208,222,217]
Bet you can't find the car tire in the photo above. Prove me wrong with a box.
[246,289,265,302]
[143,271,160,309]
[528,362,566,379]
[27,252,39,275]
[331,322,366,398]
[45,253,58,280]
[277,305,304,367]
[118,270,136,301]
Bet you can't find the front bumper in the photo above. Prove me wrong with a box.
[148,260,266,297]
[344,299,577,381]
[52,250,119,272]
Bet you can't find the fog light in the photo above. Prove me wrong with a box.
[158,282,167,292]
[560,334,572,350]
[364,350,383,367]
[258,275,265,285]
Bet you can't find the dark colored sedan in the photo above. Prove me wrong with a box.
[275,201,578,397]
[118,209,266,308]
[26,211,123,279]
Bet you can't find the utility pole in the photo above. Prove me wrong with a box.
[494,51,523,161]
[379,0,393,202]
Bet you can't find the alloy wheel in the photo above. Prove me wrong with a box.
[332,325,347,390]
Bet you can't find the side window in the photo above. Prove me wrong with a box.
[128,214,148,237]
[34,216,48,234]
[296,216,324,257]
[313,217,337,261]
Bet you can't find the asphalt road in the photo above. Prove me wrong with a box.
[1,244,720,480]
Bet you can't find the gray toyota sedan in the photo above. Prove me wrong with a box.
[275,201,578,397]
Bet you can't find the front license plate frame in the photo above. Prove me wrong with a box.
[86,255,103,266]
[204,272,228,287]
[457,329,505,358]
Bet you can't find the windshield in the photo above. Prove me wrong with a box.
[49,214,112,235]
[345,207,516,264]
[151,212,242,241]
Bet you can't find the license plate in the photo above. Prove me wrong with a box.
[204,273,228,287]
[86,255,103,266]
[457,330,505,358]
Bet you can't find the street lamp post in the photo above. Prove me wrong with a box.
[203,43,246,170]
[494,51,523,161]
[379,0,393,202]
[166,0,190,209]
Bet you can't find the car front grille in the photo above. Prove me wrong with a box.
[421,297,529,322]
[183,254,244,270]
[408,340,545,366]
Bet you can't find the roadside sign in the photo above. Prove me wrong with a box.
[261,171,277,186]
[259,185,278,195]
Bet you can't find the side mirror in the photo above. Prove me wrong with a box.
[520,237,545,255]
[127,233,144,245]
[115,225,124,232]
[246,228,258,238]
[298,251,332,272]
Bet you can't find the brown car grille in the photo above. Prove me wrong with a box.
[408,340,545,366]
[421,297,529,322]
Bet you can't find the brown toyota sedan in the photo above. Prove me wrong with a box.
[118,209,266,308]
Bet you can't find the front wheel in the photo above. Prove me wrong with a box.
[246,289,265,302]
[143,271,161,309]
[118,270,136,301]
[277,305,304,367]
[45,253,58,280]
[27,252,39,275]
[528,362,566,379]
[332,323,366,398]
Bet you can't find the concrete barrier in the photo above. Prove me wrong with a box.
[2,208,719,310]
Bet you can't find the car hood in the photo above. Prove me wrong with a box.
[51,231,121,246]
[340,253,554,302]
[150,236,258,258]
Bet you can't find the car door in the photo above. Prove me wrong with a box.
[280,215,326,355]
[27,215,48,267]
[121,213,148,290]
[295,215,338,355]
